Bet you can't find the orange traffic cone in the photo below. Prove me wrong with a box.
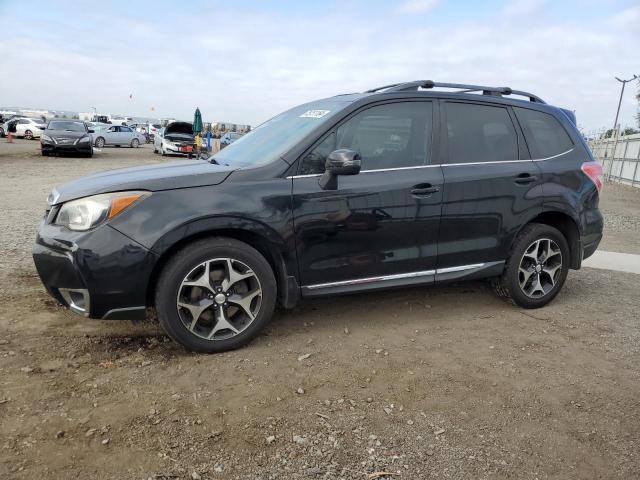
[7,132,13,143]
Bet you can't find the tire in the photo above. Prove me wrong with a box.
[0,127,5,138]
[155,237,277,353]
[493,223,570,309]
[24,130,33,140]
[161,146,166,156]
[131,138,140,148]
[95,137,105,148]
[153,145,158,154]
[42,151,49,157]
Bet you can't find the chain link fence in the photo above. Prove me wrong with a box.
[589,132,640,187]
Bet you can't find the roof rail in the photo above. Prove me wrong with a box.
[366,80,546,104]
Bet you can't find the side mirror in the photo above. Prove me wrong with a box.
[319,149,361,190]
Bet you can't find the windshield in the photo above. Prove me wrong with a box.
[211,98,354,167]
[48,121,86,132]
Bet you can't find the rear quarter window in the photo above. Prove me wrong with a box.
[514,107,573,159]
[445,102,518,163]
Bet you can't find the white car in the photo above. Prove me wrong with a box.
[153,122,194,157]
[9,118,46,139]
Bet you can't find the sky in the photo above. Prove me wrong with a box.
[1,0,638,132]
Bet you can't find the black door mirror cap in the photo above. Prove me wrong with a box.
[319,149,362,190]
[325,149,361,176]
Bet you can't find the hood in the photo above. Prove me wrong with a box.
[50,160,236,205]
[166,121,193,135]
[45,129,88,139]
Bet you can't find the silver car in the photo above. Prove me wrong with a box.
[92,125,146,148]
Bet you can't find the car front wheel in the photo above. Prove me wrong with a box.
[493,223,570,309]
[95,137,105,148]
[155,237,277,353]
[131,138,140,148]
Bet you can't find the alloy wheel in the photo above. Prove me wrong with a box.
[518,238,563,298]
[176,258,262,341]
[25,130,33,140]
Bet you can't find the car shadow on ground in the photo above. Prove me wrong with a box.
[63,279,497,356]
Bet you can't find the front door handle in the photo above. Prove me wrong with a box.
[514,173,537,185]
[411,184,440,196]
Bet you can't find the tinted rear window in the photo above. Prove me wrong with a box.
[514,107,573,158]
[446,102,518,163]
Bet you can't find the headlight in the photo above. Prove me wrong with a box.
[54,191,149,231]
[42,134,56,144]
[76,135,91,144]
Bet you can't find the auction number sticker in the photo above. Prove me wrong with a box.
[300,110,330,118]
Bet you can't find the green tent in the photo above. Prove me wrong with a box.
[193,107,203,134]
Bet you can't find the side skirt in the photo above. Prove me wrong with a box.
[301,261,505,297]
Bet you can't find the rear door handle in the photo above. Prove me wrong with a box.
[411,184,440,196]
[514,173,537,185]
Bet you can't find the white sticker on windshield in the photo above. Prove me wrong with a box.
[299,110,330,119]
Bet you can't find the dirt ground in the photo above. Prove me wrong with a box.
[1,139,639,480]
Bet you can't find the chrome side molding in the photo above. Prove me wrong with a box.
[304,269,437,291]
[302,261,502,292]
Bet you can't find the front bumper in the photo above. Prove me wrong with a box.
[164,142,194,155]
[33,220,158,320]
[41,141,92,155]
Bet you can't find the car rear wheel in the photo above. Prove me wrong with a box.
[493,223,570,309]
[0,127,5,137]
[131,138,140,148]
[95,137,105,148]
[155,237,277,353]
[24,130,33,140]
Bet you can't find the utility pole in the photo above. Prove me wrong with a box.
[605,75,638,180]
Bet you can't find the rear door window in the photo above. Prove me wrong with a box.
[445,102,518,164]
[513,107,573,159]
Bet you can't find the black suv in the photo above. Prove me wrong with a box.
[33,81,604,352]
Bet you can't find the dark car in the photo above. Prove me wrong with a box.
[33,80,604,353]
[41,120,94,157]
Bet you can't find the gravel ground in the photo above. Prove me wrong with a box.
[1,139,639,479]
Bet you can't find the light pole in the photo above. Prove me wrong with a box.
[605,75,638,180]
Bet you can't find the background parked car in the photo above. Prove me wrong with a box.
[10,118,46,139]
[0,114,22,137]
[41,120,94,158]
[93,125,146,148]
[220,131,242,148]
[153,122,194,157]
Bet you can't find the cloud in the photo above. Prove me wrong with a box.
[395,0,439,14]
[502,0,548,17]
[607,5,640,26]
[0,1,638,131]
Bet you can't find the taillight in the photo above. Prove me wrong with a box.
[581,162,603,193]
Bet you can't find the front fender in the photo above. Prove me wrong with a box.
[150,215,290,257]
